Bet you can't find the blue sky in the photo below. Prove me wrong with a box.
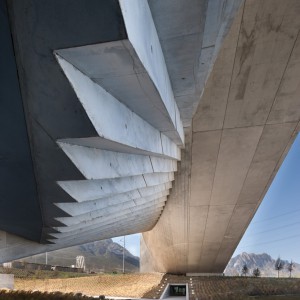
[114,133,300,262]
[112,234,140,257]
[233,133,300,262]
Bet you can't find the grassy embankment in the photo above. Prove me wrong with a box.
[3,270,300,299]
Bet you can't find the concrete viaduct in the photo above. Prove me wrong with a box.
[1,0,300,274]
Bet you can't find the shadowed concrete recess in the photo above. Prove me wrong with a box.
[0,0,300,274]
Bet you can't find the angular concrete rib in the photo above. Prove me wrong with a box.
[57,178,172,203]
[58,143,177,180]
[56,55,181,160]
[56,191,170,217]
[51,211,165,243]
[58,136,175,159]
[48,214,161,245]
[56,196,167,224]
[119,0,184,144]
[57,7,184,146]
[56,201,166,229]
[43,0,184,245]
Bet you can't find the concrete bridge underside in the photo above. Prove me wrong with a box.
[141,0,300,273]
[0,0,300,274]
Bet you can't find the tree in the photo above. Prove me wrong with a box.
[287,260,294,278]
[252,267,261,277]
[241,264,249,276]
[275,257,285,278]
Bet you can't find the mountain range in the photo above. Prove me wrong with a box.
[22,243,299,278]
[225,252,300,277]
[22,239,139,273]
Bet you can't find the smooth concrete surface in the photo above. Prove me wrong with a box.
[0,0,42,241]
[141,0,300,273]
[149,0,243,127]
[0,274,14,290]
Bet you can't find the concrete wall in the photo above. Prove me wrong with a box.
[0,274,14,290]
[141,0,300,273]
[0,0,42,241]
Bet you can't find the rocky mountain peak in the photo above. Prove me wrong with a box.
[225,252,300,277]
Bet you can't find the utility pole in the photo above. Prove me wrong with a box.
[122,235,126,274]
[46,252,48,265]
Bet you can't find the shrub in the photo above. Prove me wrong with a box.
[0,290,96,299]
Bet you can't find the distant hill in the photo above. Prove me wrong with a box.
[21,239,139,273]
[225,252,300,277]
